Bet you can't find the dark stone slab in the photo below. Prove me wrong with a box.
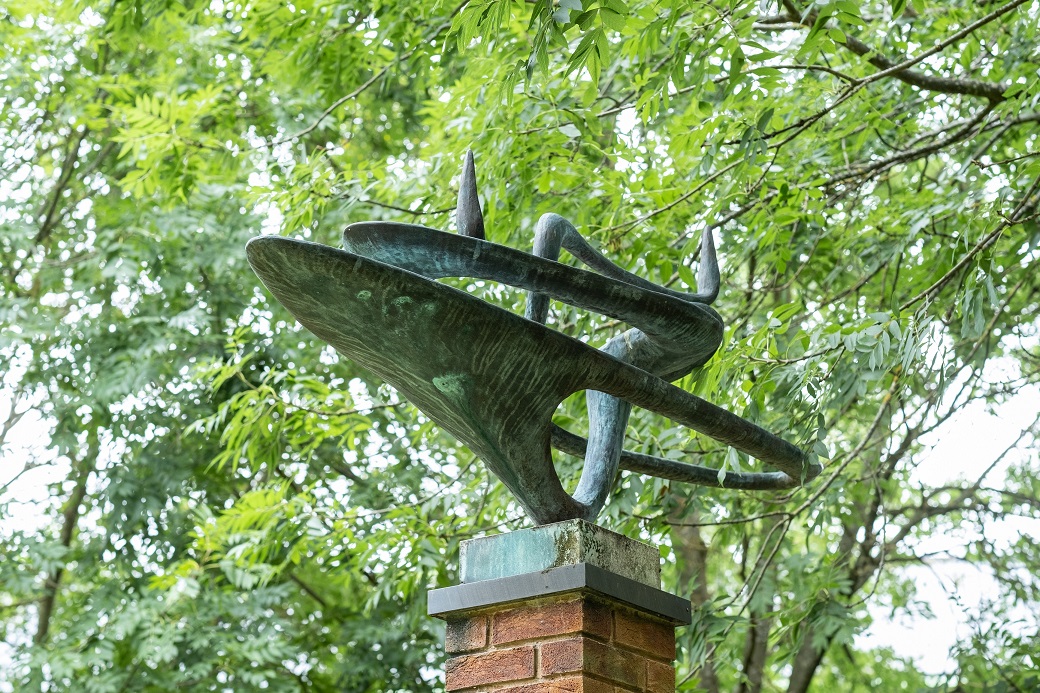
[427,563,692,625]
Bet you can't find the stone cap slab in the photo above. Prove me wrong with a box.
[460,519,661,587]
[428,562,691,626]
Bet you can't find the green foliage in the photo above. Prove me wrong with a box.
[2,0,1040,691]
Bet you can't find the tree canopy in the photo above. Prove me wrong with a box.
[2,0,1039,690]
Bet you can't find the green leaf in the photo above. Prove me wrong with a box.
[600,8,626,32]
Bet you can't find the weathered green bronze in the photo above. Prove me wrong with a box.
[246,153,822,525]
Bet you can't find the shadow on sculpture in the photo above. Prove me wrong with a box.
[246,152,823,526]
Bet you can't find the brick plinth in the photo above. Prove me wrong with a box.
[429,522,688,692]
[439,596,676,692]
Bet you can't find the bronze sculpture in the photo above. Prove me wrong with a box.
[246,153,822,525]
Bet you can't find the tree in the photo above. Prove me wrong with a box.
[2,0,1038,690]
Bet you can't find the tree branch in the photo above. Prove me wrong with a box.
[780,0,1027,103]
[35,433,99,645]
[901,171,1040,310]
[33,128,89,245]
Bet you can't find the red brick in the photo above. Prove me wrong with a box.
[535,637,646,690]
[493,676,612,693]
[493,598,611,645]
[583,600,613,640]
[540,638,584,675]
[445,646,536,690]
[646,659,675,693]
[446,615,488,654]
[584,638,647,690]
[613,610,675,660]
[580,679,615,693]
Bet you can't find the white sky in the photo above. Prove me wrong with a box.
[858,380,1040,673]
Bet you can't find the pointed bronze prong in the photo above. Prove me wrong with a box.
[456,150,485,240]
[696,227,720,303]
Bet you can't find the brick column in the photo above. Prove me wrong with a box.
[429,520,689,693]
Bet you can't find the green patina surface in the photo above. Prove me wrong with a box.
[247,226,820,526]
[432,374,468,400]
[459,519,660,587]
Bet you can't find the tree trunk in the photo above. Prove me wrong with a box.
[738,604,774,693]
[786,638,827,693]
[673,512,721,693]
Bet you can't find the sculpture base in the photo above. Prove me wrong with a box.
[429,521,689,692]
[459,519,662,587]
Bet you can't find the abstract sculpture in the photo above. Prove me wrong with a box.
[246,152,822,525]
